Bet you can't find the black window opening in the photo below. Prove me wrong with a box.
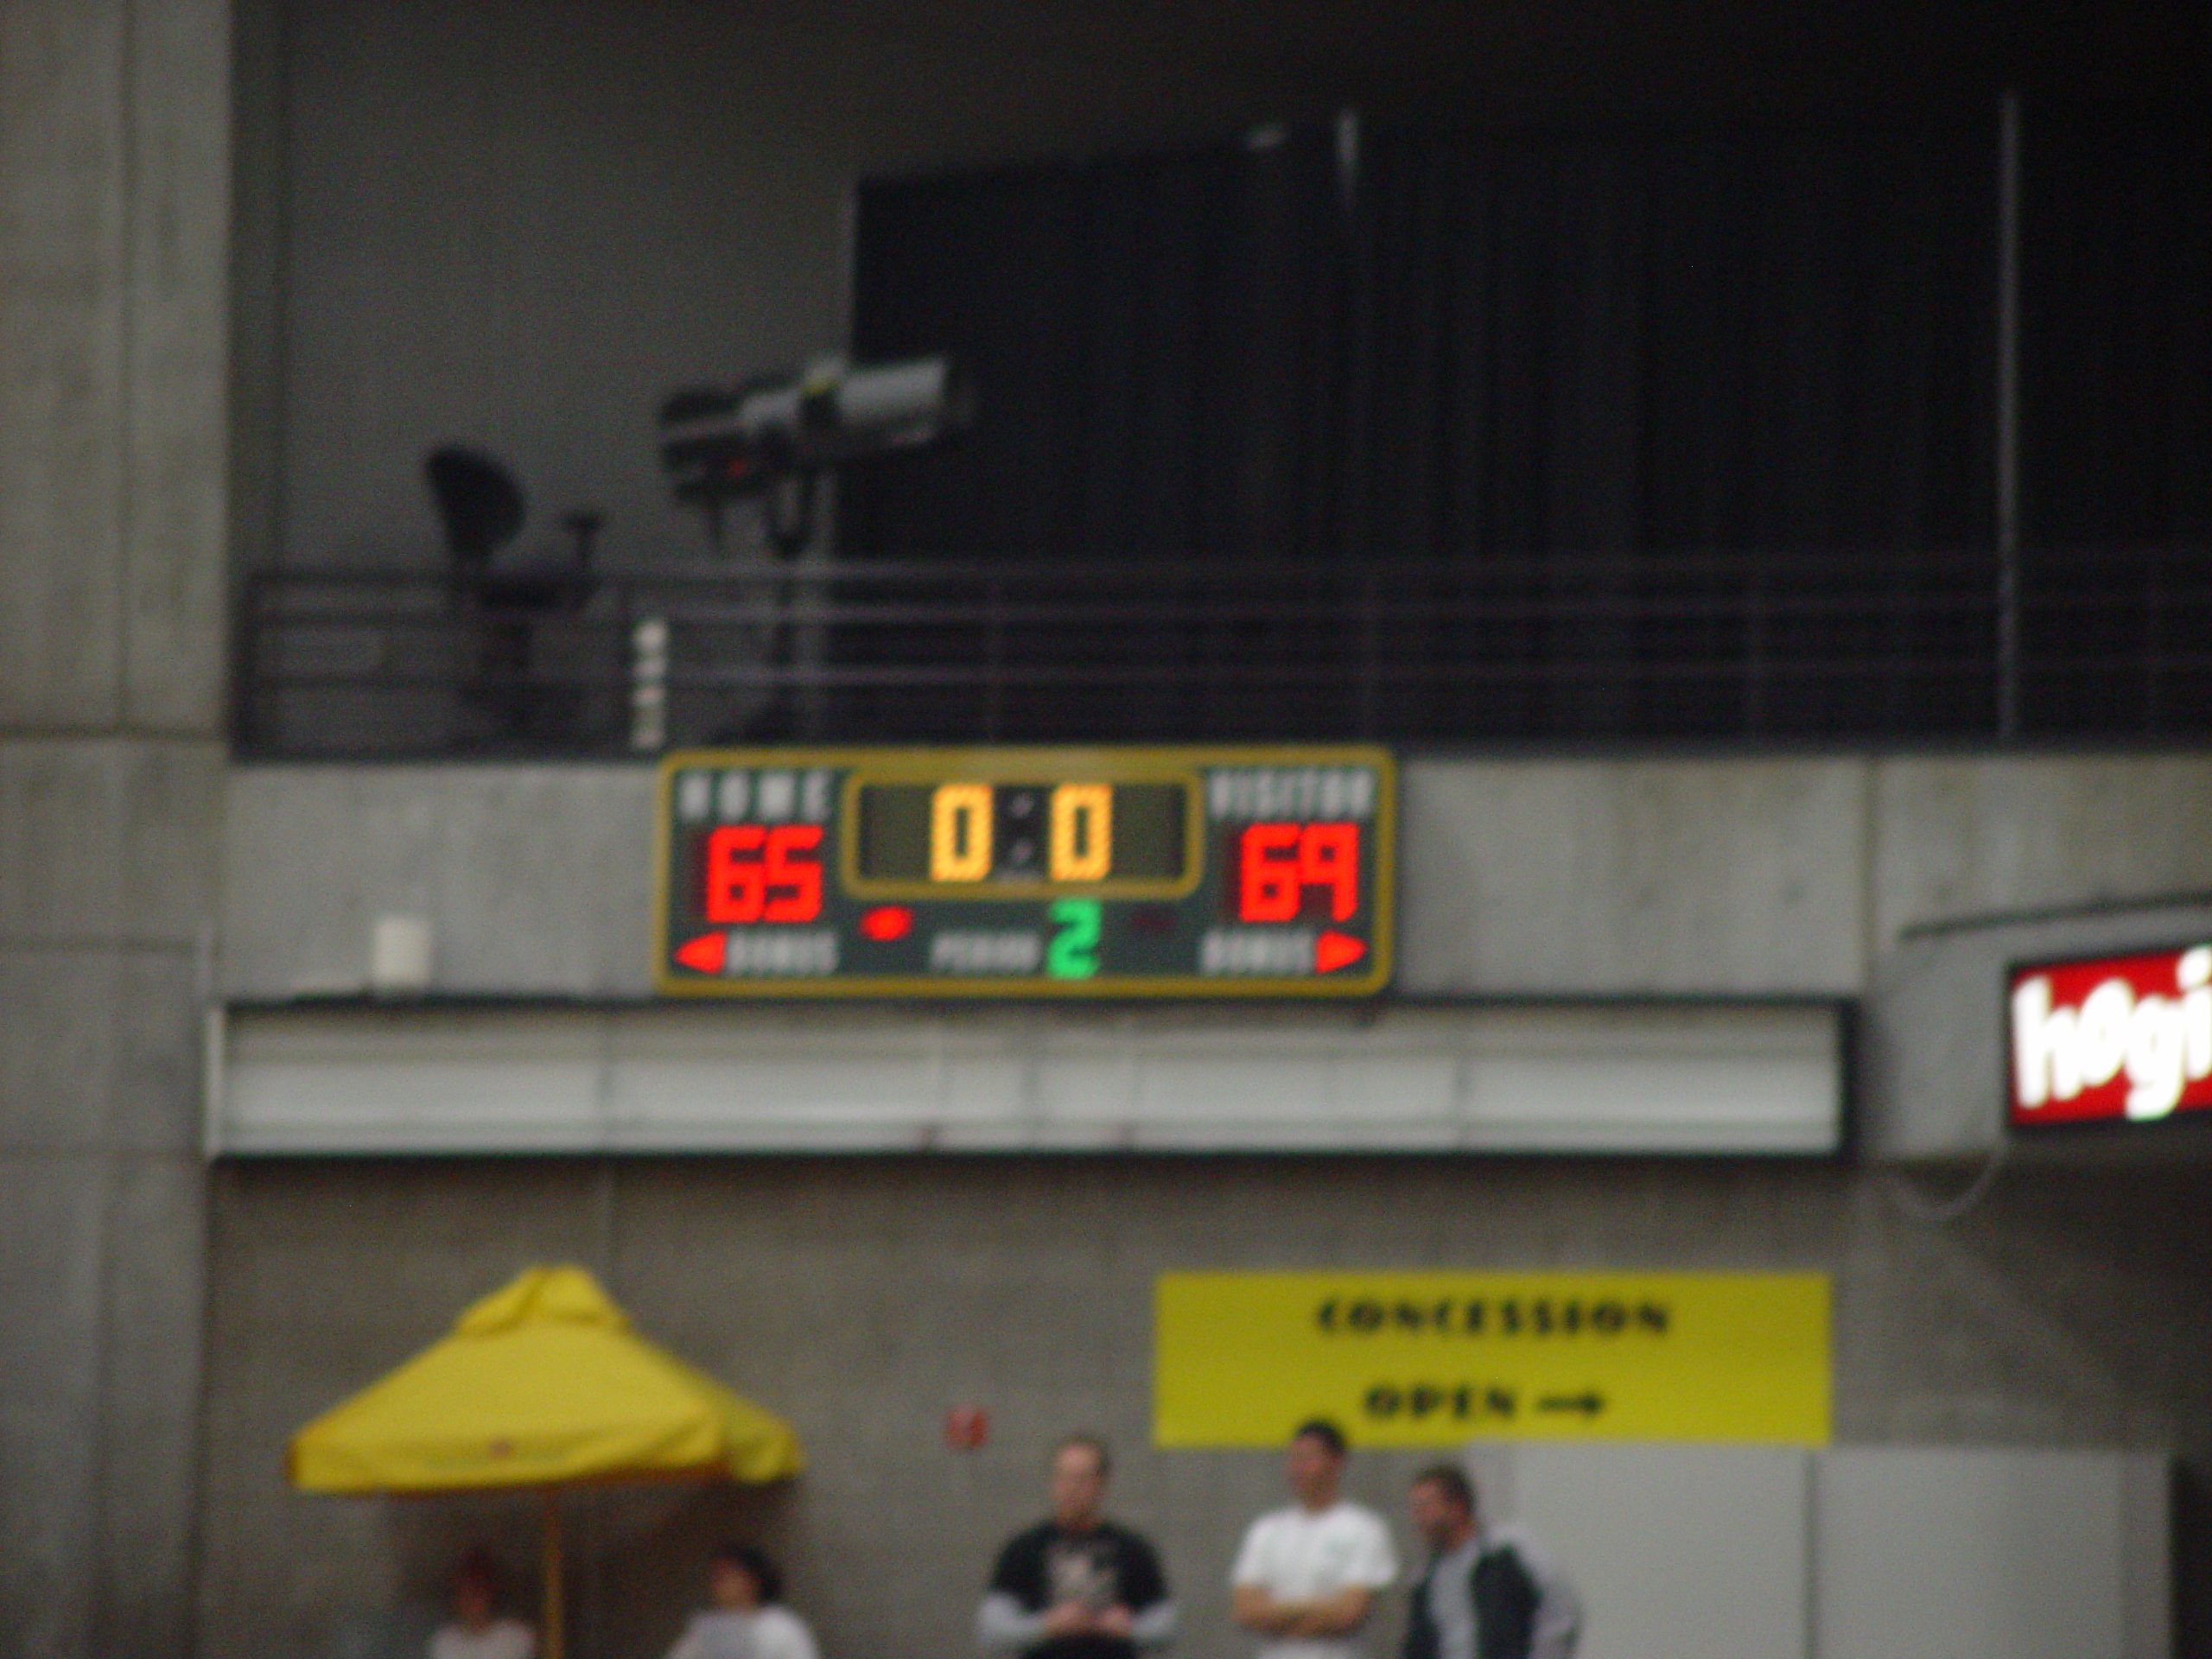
[831,102,2212,748]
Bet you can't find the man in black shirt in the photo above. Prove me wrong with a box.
[978,1433,1177,1659]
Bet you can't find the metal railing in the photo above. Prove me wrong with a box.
[233,547,2212,757]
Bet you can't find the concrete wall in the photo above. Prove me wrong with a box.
[194,1155,2212,1659]
[4,3,2209,1657]
[0,0,232,1655]
[202,751,2212,1652]
[220,753,2212,1006]
[266,0,848,567]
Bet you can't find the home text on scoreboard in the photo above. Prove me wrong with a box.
[653,747,1395,997]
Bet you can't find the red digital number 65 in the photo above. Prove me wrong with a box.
[705,824,823,924]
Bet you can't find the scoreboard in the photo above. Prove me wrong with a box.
[653,746,1395,997]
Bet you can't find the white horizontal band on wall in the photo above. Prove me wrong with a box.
[207,1001,1841,1156]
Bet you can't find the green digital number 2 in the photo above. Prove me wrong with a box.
[1046,899,1103,979]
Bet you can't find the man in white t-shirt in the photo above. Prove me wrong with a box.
[1230,1420,1398,1659]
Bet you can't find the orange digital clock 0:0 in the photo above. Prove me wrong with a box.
[914,781,1116,883]
[844,772,1195,899]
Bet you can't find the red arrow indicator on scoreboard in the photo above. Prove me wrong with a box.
[860,905,913,941]
[673,931,727,975]
[1314,931,1367,973]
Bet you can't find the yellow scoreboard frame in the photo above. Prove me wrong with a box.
[652,745,1396,998]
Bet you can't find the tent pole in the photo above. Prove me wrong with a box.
[542,1487,565,1659]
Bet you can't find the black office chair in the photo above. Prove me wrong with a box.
[424,445,601,740]
[427,447,524,562]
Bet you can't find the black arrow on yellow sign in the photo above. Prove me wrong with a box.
[1536,1391,1605,1417]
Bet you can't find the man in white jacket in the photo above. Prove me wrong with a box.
[1402,1465,1580,1659]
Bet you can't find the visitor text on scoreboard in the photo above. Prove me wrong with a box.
[653,747,1395,997]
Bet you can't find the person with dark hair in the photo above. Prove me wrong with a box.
[429,1547,535,1659]
[664,1542,819,1659]
[978,1433,1176,1659]
[1403,1465,1580,1659]
[1230,1421,1396,1659]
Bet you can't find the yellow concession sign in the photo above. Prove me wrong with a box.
[1154,1271,1829,1447]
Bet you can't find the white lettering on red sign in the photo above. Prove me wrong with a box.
[2010,945,2212,1123]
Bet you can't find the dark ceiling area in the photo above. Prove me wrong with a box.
[709,0,2211,171]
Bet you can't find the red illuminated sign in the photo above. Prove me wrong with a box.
[1237,823,1360,922]
[703,824,824,924]
[2008,944,2212,1126]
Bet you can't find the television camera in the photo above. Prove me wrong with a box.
[658,354,969,556]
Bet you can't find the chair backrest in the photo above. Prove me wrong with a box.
[425,446,525,569]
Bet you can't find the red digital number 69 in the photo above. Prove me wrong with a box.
[1238,822,1359,923]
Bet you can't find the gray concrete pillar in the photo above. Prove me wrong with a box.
[0,0,231,1652]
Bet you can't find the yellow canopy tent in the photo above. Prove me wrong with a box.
[290,1264,803,1659]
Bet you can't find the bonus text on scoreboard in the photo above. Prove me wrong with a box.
[653,747,1395,998]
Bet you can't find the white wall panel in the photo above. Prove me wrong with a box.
[1815,1447,2155,1659]
[219,1010,610,1152]
[211,1001,1840,1155]
[1457,1445,2169,1659]
[1511,1442,1810,1659]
